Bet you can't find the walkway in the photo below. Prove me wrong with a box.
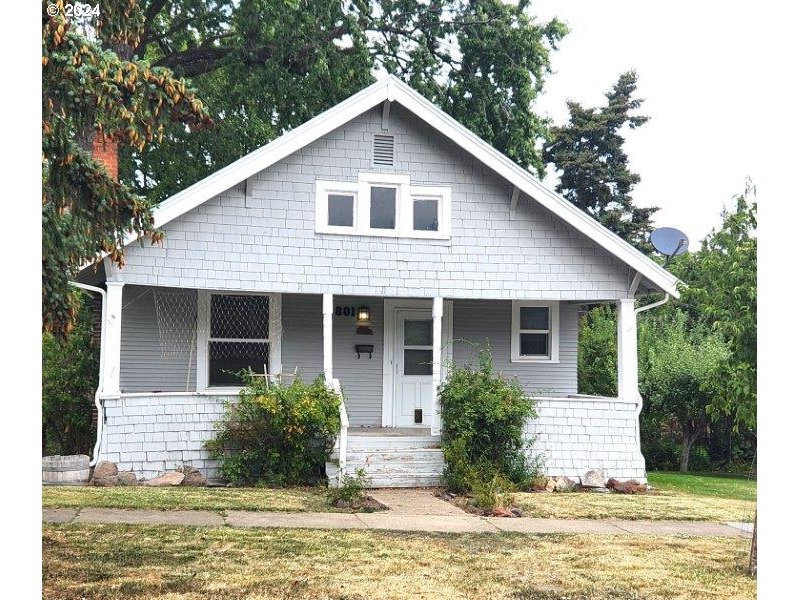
[43,506,752,537]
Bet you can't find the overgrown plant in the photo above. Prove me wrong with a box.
[439,347,539,496]
[327,468,370,506]
[206,374,341,486]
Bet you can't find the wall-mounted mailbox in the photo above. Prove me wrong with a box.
[355,344,374,359]
[414,408,423,424]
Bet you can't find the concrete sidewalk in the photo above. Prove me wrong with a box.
[43,507,751,537]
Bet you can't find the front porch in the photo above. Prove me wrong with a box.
[93,284,646,485]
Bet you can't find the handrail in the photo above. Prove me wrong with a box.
[331,378,348,487]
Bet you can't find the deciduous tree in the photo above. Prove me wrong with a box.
[121,0,568,202]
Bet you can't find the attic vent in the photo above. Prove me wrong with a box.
[372,134,395,167]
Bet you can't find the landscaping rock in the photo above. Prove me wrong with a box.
[178,466,207,487]
[334,499,350,509]
[554,476,578,492]
[92,460,118,480]
[530,478,550,492]
[510,507,524,517]
[581,469,607,488]
[606,478,647,495]
[143,472,185,487]
[491,507,515,518]
[91,476,119,487]
[117,471,138,486]
[545,479,556,493]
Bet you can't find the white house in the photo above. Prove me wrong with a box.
[75,77,678,487]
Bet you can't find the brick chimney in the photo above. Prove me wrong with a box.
[91,136,119,180]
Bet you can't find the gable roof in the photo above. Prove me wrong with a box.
[132,76,679,297]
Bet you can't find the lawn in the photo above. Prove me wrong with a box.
[43,471,757,522]
[515,472,756,522]
[648,472,756,502]
[43,523,755,600]
[42,485,336,513]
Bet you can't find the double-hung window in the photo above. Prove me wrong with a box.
[315,181,359,234]
[510,301,559,362]
[198,292,281,388]
[315,173,451,239]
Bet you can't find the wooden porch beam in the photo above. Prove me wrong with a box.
[102,281,124,396]
[617,298,638,401]
[323,293,333,384]
[431,297,443,436]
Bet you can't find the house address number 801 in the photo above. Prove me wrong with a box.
[334,306,357,317]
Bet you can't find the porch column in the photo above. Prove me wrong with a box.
[101,282,124,396]
[322,293,333,384]
[616,298,638,401]
[431,296,443,436]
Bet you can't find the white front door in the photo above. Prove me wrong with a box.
[393,310,434,427]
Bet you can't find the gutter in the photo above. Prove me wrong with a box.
[68,281,106,467]
[635,293,670,315]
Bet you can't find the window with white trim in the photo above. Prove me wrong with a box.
[200,293,277,387]
[510,301,559,362]
[315,173,451,239]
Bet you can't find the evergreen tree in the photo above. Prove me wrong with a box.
[544,70,657,253]
[42,1,211,336]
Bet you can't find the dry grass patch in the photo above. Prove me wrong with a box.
[42,485,335,513]
[514,489,755,522]
[43,523,755,599]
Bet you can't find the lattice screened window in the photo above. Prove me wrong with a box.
[207,294,271,386]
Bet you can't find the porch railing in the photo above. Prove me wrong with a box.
[331,378,348,486]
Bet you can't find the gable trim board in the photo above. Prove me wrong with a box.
[114,76,678,299]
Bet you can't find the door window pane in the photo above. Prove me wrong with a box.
[370,186,396,229]
[413,199,439,231]
[520,306,549,331]
[404,349,433,375]
[520,333,548,357]
[328,194,354,227]
[404,319,433,346]
[209,341,270,385]
[210,295,269,338]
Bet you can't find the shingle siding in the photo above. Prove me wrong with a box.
[452,300,578,396]
[281,293,383,426]
[111,104,633,300]
[120,285,197,393]
[526,397,646,481]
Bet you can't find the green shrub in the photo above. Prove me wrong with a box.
[439,347,539,495]
[42,293,99,456]
[206,374,341,486]
[327,468,370,505]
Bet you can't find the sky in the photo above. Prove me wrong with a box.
[530,1,777,249]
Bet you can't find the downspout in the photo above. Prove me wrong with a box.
[631,291,671,478]
[68,281,106,467]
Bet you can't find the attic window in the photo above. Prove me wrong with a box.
[372,134,395,167]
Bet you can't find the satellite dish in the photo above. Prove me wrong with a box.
[650,227,689,265]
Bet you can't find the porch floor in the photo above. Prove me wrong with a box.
[348,427,438,437]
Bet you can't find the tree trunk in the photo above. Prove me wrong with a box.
[679,425,703,472]
[749,512,757,576]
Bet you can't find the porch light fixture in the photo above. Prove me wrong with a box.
[356,306,371,324]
